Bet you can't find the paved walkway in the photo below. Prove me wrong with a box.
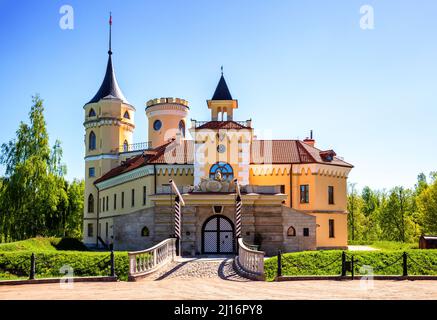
[1,257,436,300]
[1,279,436,300]
[348,245,379,251]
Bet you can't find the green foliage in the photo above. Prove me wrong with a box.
[0,95,84,241]
[348,171,437,243]
[0,250,129,281]
[0,237,88,252]
[265,250,437,281]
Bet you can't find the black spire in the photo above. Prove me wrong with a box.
[87,13,129,105]
[211,68,233,100]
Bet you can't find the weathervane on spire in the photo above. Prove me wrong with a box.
[221,65,223,75]
[108,12,112,55]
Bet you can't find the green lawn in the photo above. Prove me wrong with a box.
[0,237,88,252]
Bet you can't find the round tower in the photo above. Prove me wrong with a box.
[145,97,189,148]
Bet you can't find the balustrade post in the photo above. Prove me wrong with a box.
[129,254,136,275]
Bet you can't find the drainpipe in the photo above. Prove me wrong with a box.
[153,164,157,194]
[289,164,293,208]
[96,187,100,248]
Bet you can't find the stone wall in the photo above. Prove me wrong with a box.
[113,204,317,255]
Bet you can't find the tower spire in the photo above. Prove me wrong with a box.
[108,12,112,55]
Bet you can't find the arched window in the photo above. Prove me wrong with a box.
[141,226,149,237]
[209,162,234,181]
[123,111,130,119]
[89,131,96,150]
[179,120,185,137]
[287,226,296,237]
[123,140,129,152]
[88,194,94,213]
[88,108,96,117]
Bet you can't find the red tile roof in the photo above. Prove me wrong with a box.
[95,139,352,184]
[196,121,249,130]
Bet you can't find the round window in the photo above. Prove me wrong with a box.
[153,120,162,131]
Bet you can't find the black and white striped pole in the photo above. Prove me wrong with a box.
[234,178,242,239]
[170,179,185,256]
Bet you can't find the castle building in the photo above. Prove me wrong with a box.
[82,20,353,256]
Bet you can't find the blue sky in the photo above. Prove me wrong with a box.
[0,0,436,191]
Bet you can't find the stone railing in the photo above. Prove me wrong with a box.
[119,141,152,153]
[234,238,265,281]
[128,238,176,281]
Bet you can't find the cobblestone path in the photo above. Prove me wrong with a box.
[147,258,249,281]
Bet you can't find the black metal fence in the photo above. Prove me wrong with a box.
[1,250,116,281]
[276,250,437,279]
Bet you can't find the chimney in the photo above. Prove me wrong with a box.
[303,130,315,147]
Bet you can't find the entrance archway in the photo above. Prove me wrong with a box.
[201,215,235,254]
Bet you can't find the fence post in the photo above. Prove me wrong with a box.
[29,252,35,280]
[277,250,282,278]
[110,250,116,277]
[341,251,346,277]
[351,255,354,280]
[402,252,408,277]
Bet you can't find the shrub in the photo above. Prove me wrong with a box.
[265,249,437,281]
[0,251,129,281]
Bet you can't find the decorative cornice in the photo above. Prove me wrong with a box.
[292,164,352,178]
[250,164,291,176]
[156,164,194,176]
[95,165,155,190]
[84,117,135,131]
[85,154,119,161]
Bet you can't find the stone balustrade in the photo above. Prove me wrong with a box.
[128,238,176,281]
[234,237,266,281]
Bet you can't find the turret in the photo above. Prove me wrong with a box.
[83,13,135,247]
[207,68,238,121]
[145,97,189,148]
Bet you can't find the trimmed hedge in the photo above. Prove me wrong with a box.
[265,250,437,281]
[0,251,129,281]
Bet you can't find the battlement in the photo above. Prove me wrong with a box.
[146,97,189,108]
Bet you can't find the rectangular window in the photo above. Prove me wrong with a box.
[329,219,335,238]
[328,186,335,205]
[100,198,102,212]
[87,223,93,237]
[131,189,135,207]
[105,222,109,238]
[106,196,109,211]
[303,228,309,237]
[98,223,101,237]
[300,185,309,203]
[143,186,147,206]
[88,167,95,177]
[280,185,285,194]
[114,194,117,210]
[121,192,124,209]
[102,198,105,212]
